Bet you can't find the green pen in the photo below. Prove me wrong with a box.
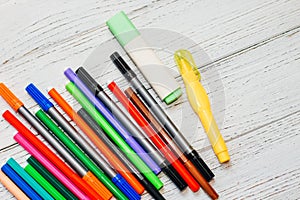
[66,82,163,189]
[27,156,77,200]
[35,109,128,200]
[25,164,66,200]
[7,158,54,200]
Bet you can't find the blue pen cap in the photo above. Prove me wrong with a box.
[26,83,53,112]
[112,174,141,200]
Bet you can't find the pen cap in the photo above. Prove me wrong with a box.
[112,174,141,200]
[161,163,187,191]
[75,67,103,95]
[25,84,53,112]
[186,150,214,181]
[83,171,113,200]
[106,11,140,46]
[110,52,136,80]
[174,49,201,81]
[0,83,24,111]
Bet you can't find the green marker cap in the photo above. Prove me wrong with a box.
[106,11,140,46]
[163,87,182,104]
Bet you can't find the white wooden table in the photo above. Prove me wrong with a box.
[0,0,300,199]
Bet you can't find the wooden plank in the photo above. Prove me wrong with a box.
[0,0,300,199]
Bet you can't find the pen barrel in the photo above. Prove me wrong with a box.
[0,170,30,200]
[183,161,219,199]
[27,156,78,200]
[198,111,230,163]
[24,164,67,200]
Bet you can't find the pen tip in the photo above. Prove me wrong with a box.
[110,52,120,61]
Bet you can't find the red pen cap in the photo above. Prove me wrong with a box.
[0,83,24,111]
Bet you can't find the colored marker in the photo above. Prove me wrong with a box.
[27,156,77,200]
[2,111,89,200]
[26,84,137,200]
[110,52,214,181]
[78,108,166,200]
[106,11,182,104]
[24,164,66,200]
[0,83,107,200]
[174,49,230,163]
[35,109,137,200]
[65,81,163,190]
[2,163,42,200]
[0,169,30,200]
[13,133,90,200]
[76,67,187,191]
[64,68,161,175]
[108,81,203,192]
[125,88,219,199]
[48,87,144,195]
[7,158,54,200]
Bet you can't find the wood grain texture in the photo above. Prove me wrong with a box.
[0,0,300,199]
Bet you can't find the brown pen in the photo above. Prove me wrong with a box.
[125,87,219,199]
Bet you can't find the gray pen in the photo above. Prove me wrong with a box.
[110,52,214,181]
[76,67,187,191]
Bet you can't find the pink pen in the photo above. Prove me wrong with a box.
[13,133,90,200]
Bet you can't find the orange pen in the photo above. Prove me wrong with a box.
[0,170,30,200]
[48,88,144,195]
[0,83,111,200]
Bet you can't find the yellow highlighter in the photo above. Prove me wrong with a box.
[174,49,230,163]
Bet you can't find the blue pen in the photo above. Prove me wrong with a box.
[7,158,54,200]
[25,83,140,200]
[2,164,42,200]
[64,68,161,175]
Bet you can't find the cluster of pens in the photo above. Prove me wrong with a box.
[0,52,218,200]
[0,11,225,200]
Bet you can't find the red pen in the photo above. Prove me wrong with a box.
[108,81,200,192]
[2,110,106,200]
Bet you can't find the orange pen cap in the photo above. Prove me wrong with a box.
[83,171,113,200]
[0,83,24,111]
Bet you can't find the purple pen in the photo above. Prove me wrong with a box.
[64,68,161,175]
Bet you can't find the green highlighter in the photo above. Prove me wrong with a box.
[27,156,78,200]
[66,82,163,190]
[7,158,54,200]
[35,109,128,200]
[106,11,182,104]
[25,164,66,200]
